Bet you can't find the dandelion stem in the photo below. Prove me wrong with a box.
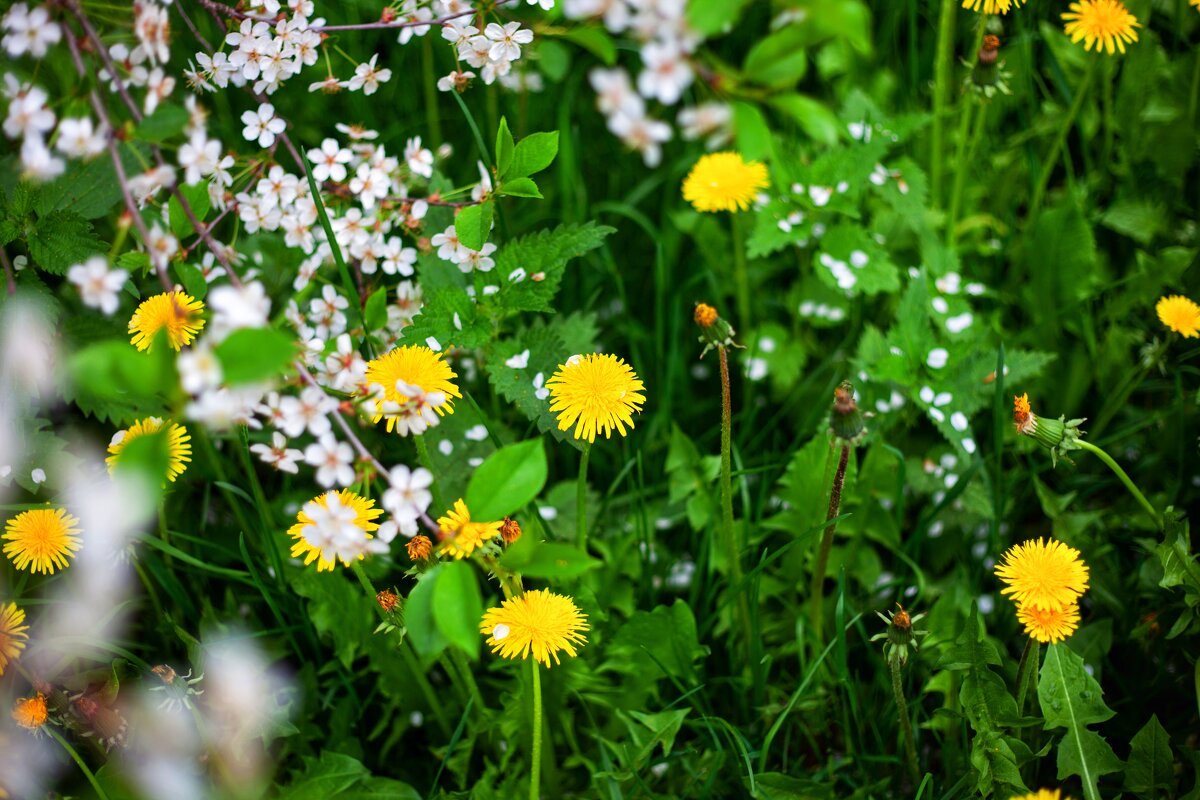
[1030,56,1098,216]
[1075,439,1162,530]
[931,0,957,208]
[48,728,110,800]
[948,99,988,242]
[731,213,750,341]
[809,444,850,642]
[719,345,754,675]
[890,659,921,786]
[530,658,543,800]
[576,444,591,554]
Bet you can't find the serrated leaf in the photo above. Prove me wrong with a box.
[27,210,106,274]
[431,560,483,659]
[609,601,705,682]
[464,439,547,521]
[277,752,369,800]
[1123,714,1174,798]
[289,571,373,669]
[1039,643,1123,800]
[400,254,493,350]
[34,142,144,219]
[813,222,900,296]
[489,222,613,313]
[970,731,1029,798]
[507,131,559,180]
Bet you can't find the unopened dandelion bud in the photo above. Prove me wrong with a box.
[978,35,1001,65]
[694,302,740,358]
[870,604,927,668]
[830,381,868,444]
[967,33,1012,98]
[1013,393,1085,466]
[500,517,522,545]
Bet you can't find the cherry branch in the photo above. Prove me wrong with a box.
[197,0,520,33]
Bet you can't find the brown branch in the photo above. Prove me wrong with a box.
[197,0,519,32]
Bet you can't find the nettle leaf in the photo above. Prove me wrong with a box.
[416,400,502,506]
[1123,714,1174,799]
[609,601,706,682]
[483,312,599,451]
[748,198,812,258]
[813,222,899,296]
[464,439,547,521]
[27,210,106,274]
[400,254,494,350]
[35,142,145,219]
[489,222,613,314]
[1039,643,1123,799]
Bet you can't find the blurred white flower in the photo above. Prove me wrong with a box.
[67,256,128,315]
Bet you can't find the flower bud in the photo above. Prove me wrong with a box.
[500,517,522,545]
[376,589,400,613]
[830,381,867,444]
[694,302,741,358]
[871,604,927,668]
[1013,393,1086,466]
[406,535,432,561]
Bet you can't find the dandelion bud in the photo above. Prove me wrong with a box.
[1013,393,1085,466]
[151,664,177,685]
[376,589,400,613]
[830,381,867,444]
[406,535,432,561]
[967,33,1012,98]
[694,302,740,358]
[500,517,522,545]
[870,604,927,668]
[978,35,1001,66]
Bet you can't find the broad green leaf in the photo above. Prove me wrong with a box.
[68,338,175,403]
[454,199,493,252]
[404,565,450,661]
[609,601,706,681]
[733,101,772,161]
[629,709,689,758]
[507,131,559,180]
[537,39,572,82]
[1156,512,1200,608]
[109,424,170,490]
[341,777,421,800]
[495,117,515,177]
[464,439,547,521]
[277,752,369,800]
[744,27,808,87]
[769,94,841,145]
[560,26,616,65]
[499,537,600,578]
[431,560,483,659]
[133,102,189,143]
[214,327,297,385]
[168,182,212,238]
[1123,714,1174,799]
[687,0,752,36]
[1039,643,1123,799]
[499,177,542,199]
[364,285,389,332]
[174,261,208,300]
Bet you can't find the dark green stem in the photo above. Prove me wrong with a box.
[1075,439,1162,530]
[49,728,109,800]
[577,444,591,553]
[414,434,446,514]
[931,0,957,207]
[890,659,921,786]
[530,658,543,800]
[809,444,850,641]
[731,212,750,336]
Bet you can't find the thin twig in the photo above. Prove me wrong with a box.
[294,363,389,478]
[200,0,520,32]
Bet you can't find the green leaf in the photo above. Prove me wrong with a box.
[364,285,389,332]
[1156,512,1200,608]
[404,565,450,661]
[559,27,616,65]
[507,131,559,180]
[34,142,145,219]
[744,27,809,87]
[537,39,572,82]
[454,200,493,252]
[495,117,515,177]
[499,177,542,199]
[489,222,613,313]
[289,571,373,668]
[1123,715,1174,799]
[499,537,600,579]
[769,94,841,145]
[168,182,212,238]
[609,601,706,682]
[133,102,189,143]
[214,327,297,385]
[68,338,175,404]
[431,560,483,659]
[27,210,106,274]
[465,439,547,521]
[687,0,752,36]
[1039,643,1123,799]
[733,101,773,161]
[175,261,208,301]
[627,708,690,761]
[278,752,369,800]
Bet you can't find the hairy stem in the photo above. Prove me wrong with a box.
[809,444,850,641]
[890,659,921,786]
[577,444,591,554]
[530,658,543,800]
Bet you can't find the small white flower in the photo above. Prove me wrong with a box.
[67,256,128,315]
[404,136,434,179]
[241,103,285,148]
[345,53,392,95]
[304,433,356,488]
[250,432,304,473]
[380,464,433,524]
[505,349,530,369]
[30,467,46,484]
[307,137,351,182]
[2,3,62,59]
[55,117,106,159]
[177,344,224,395]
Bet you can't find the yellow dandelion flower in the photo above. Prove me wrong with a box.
[480,588,589,667]
[0,602,30,678]
[1009,790,1068,800]
[546,353,645,443]
[1156,295,1200,338]
[436,498,502,560]
[106,417,192,484]
[962,0,1021,13]
[1062,0,1140,55]
[128,292,206,351]
[12,692,48,731]
[995,538,1089,611]
[1017,601,1081,644]
[3,508,82,574]
[682,152,769,213]
[287,489,382,571]
[362,345,461,432]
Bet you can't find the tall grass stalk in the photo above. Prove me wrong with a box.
[931,0,958,207]
[1030,57,1099,215]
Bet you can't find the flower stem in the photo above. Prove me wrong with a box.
[1030,56,1098,216]
[1075,439,1162,530]
[890,659,921,786]
[530,658,543,800]
[49,728,110,800]
[931,0,957,208]
[414,434,445,514]
[719,345,754,675]
[947,99,988,242]
[731,213,750,337]
[576,444,591,554]
[809,444,850,642]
